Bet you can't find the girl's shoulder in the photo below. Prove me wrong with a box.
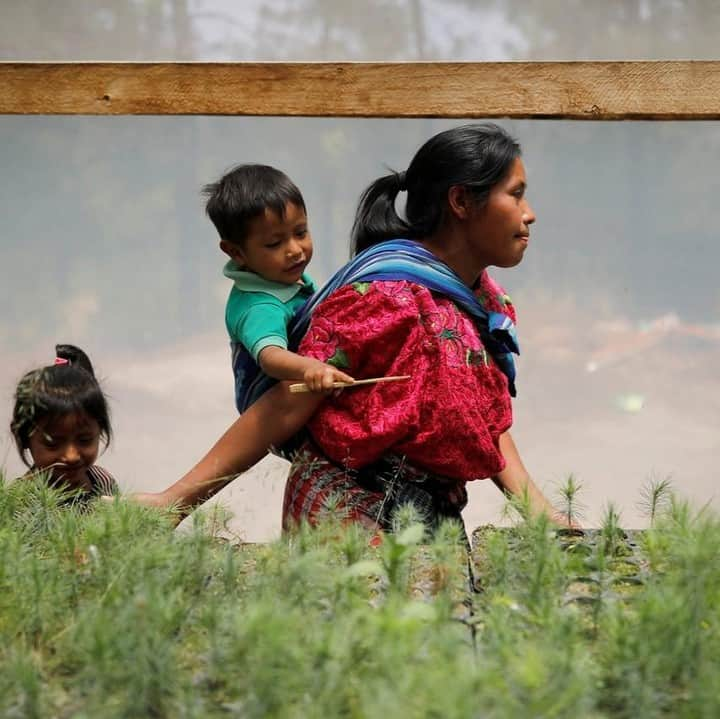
[87,465,119,496]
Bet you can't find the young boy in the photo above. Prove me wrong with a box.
[203,164,354,412]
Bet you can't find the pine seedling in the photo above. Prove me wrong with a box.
[427,520,467,594]
[500,483,533,525]
[520,511,568,621]
[337,520,368,567]
[637,474,673,526]
[555,473,586,530]
[390,502,425,535]
[317,490,350,526]
[1,648,44,719]
[584,503,626,636]
[476,528,511,595]
[381,505,425,597]
[600,502,624,558]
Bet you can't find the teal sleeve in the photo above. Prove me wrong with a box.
[231,301,289,362]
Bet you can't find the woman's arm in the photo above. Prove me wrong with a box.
[492,431,577,528]
[133,382,324,515]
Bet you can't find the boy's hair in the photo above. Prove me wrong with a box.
[202,164,306,246]
[10,344,112,467]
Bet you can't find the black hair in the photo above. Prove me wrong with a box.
[202,164,306,246]
[351,123,522,255]
[10,344,112,467]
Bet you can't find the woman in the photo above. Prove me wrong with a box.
[137,123,566,531]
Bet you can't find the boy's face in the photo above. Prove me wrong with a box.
[221,202,313,285]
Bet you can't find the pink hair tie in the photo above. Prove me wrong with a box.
[54,357,70,365]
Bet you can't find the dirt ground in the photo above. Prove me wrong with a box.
[2,313,718,541]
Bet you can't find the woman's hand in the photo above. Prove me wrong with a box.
[127,490,176,510]
[100,490,186,526]
[116,383,324,519]
[549,510,583,531]
[100,490,175,510]
[492,431,582,527]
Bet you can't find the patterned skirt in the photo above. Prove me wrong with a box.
[282,438,468,534]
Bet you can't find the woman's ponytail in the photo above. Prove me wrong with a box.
[351,171,410,255]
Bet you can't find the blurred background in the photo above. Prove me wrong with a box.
[2,0,719,538]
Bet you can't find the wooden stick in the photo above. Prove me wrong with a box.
[289,375,411,394]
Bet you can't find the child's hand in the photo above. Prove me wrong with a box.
[302,361,355,393]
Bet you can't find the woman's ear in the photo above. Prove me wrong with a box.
[447,185,472,220]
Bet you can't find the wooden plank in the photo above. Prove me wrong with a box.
[1,61,719,119]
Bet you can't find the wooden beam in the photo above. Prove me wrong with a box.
[1,61,719,119]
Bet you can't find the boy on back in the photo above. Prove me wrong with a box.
[204,164,354,411]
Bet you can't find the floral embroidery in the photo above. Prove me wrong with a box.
[374,281,414,303]
[327,348,350,369]
[422,304,477,368]
[466,348,489,367]
[422,304,457,335]
[304,316,350,368]
[352,281,372,295]
[474,271,516,321]
[439,328,461,341]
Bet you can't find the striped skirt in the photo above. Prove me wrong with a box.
[282,438,468,534]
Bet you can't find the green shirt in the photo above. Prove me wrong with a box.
[223,261,317,361]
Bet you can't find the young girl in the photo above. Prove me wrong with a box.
[10,344,117,502]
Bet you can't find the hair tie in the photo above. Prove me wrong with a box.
[397,171,407,191]
[54,357,70,366]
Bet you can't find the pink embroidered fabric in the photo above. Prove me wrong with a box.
[298,270,517,482]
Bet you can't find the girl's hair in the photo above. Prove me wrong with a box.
[351,123,522,255]
[10,344,112,467]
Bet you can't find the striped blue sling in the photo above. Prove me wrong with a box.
[236,239,520,412]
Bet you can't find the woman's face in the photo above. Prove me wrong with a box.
[466,157,535,269]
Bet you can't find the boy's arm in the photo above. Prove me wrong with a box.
[258,345,354,392]
[234,300,354,391]
[133,382,323,514]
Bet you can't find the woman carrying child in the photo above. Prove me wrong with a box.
[138,123,568,531]
[10,344,117,503]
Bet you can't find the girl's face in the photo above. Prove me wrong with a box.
[27,411,101,492]
[465,157,536,269]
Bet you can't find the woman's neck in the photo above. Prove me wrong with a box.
[418,233,485,288]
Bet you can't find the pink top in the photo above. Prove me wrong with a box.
[298,270,516,482]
